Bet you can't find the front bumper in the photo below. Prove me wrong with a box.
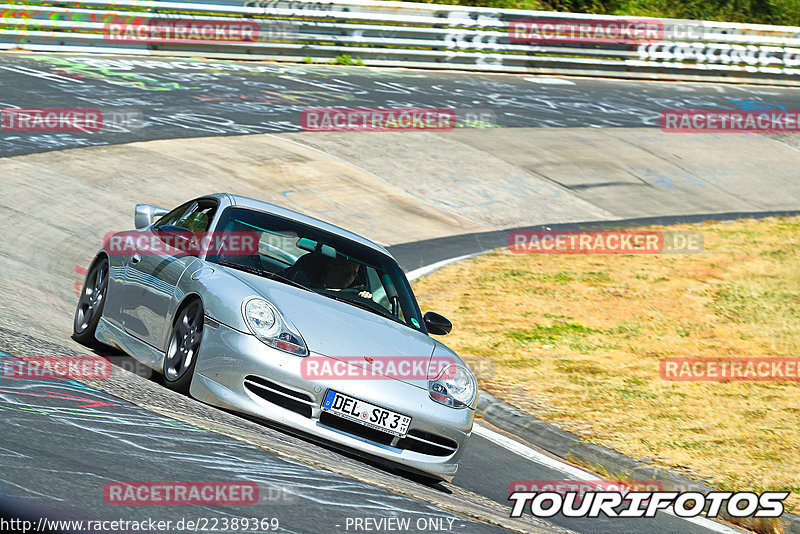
[191,321,474,480]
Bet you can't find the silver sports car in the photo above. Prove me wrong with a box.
[73,193,476,480]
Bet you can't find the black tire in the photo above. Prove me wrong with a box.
[73,257,110,348]
[163,299,204,394]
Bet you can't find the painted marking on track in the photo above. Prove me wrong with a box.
[473,423,591,479]
[524,77,576,85]
[0,65,85,84]
[405,253,481,281]
[473,423,744,533]
[0,388,117,409]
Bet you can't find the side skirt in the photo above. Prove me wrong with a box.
[96,317,166,371]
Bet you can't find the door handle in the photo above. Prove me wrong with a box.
[130,253,142,265]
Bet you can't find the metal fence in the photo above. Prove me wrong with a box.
[2,0,800,85]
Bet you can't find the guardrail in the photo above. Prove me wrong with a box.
[1,0,800,85]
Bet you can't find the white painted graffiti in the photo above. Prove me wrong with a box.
[442,10,506,67]
[638,42,800,69]
[446,11,502,29]
[145,113,276,134]
[0,134,105,151]
[444,31,501,53]
[243,0,334,11]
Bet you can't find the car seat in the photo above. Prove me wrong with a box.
[280,251,326,287]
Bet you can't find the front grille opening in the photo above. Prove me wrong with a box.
[318,413,459,457]
[319,412,394,446]
[397,430,458,457]
[244,375,313,418]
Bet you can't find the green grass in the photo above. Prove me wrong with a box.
[499,357,543,368]
[506,321,601,344]
[555,358,607,375]
[329,55,365,66]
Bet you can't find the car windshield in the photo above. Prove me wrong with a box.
[207,207,426,332]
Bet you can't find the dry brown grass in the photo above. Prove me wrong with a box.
[412,217,800,511]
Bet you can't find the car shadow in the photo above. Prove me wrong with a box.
[71,336,157,382]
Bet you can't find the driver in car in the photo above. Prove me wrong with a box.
[323,256,373,300]
[285,253,372,300]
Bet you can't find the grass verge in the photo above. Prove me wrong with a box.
[412,216,800,512]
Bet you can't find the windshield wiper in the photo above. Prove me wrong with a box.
[216,260,312,292]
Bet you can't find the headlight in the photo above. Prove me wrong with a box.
[428,364,476,409]
[243,298,307,356]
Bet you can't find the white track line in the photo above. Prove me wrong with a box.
[406,253,481,281]
[472,423,592,480]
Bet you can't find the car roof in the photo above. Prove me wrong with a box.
[205,193,393,258]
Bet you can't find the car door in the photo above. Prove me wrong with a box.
[123,198,218,350]
[113,200,192,334]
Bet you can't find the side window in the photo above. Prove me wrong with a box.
[153,201,192,230]
[176,203,216,232]
[155,200,217,233]
[366,267,404,320]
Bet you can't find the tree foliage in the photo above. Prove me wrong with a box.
[401,0,800,26]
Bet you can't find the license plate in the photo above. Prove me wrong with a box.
[321,390,411,437]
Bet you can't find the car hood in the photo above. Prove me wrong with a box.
[228,270,438,388]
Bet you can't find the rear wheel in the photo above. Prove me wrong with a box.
[163,299,204,394]
[73,257,109,347]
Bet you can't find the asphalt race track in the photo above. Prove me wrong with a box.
[1,53,800,158]
[2,51,799,534]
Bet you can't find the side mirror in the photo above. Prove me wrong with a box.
[424,311,452,336]
[135,204,169,230]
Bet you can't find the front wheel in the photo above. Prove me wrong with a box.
[163,299,204,394]
[73,257,109,347]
